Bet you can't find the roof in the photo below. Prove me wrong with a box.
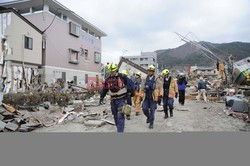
[0,7,43,34]
[0,0,107,37]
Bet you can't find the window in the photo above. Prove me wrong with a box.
[80,48,84,56]
[84,49,88,59]
[69,49,79,64]
[131,58,138,61]
[63,15,67,22]
[85,74,88,84]
[24,36,33,50]
[94,52,101,63]
[69,22,80,37]
[140,58,148,61]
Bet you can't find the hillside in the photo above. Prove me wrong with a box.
[156,41,250,68]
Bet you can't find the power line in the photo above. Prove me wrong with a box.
[42,0,75,33]
[175,32,226,63]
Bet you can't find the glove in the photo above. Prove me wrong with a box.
[175,93,178,99]
[99,98,104,105]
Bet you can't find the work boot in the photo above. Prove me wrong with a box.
[146,117,150,124]
[126,115,131,120]
[149,124,154,129]
[164,114,169,119]
[170,109,173,117]
[164,110,169,119]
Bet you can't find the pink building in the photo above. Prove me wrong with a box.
[2,0,107,87]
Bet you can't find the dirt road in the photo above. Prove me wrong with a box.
[34,99,249,132]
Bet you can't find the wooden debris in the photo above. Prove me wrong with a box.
[101,119,115,125]
[2,103,19,114]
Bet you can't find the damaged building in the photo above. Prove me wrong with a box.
[0,8,43,94]
[1,0,107,87]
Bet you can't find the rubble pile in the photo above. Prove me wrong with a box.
[0,88,114,132]
[185,75,250,123]
[0,104,41,132]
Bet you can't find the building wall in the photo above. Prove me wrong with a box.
[124,54,157,69]
[24,12,102,73]
[43,66,101,87]
[2,12,42,65]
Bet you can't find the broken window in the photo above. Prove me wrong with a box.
[84,49,88,59]
[63,15,67,22]
[69,22,80,37]
[94,52,101,63]
[80,47,84,56]
[24,36,33,50]
[69,49,79,64]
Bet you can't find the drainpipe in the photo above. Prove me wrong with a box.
[22,34,25,92]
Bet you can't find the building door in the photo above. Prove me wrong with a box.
[62,72,66,83]
[74,76,77,85]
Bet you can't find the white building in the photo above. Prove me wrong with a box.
[124,52,157,69]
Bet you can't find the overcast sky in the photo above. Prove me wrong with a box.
[3,0,250,64]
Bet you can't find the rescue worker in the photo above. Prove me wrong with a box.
[218,62,225,79]
[162,69,178,119]
[197,77,207,102]
[177,73,188,106]
[140,65,163,129]
[120,70,135,120]
[133,72,142,116]
[99,63,130,132]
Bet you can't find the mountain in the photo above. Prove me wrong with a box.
[156,41,250,69]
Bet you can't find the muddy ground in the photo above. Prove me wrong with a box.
[34,99,250,132]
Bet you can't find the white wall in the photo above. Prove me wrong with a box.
[43,66,101,87]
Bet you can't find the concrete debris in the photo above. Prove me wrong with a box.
[72,100,84,106]
[0,105,41,132]
[0,120,6,131]
[72,116,85,124]
[18,123,41,132]
[84,120,106,127]
[5,122,19,131]
[63,107,75,113]
[31,111,57,127]
[0,114,4,121]
[58,112,77,125]
[83,97,100,107]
